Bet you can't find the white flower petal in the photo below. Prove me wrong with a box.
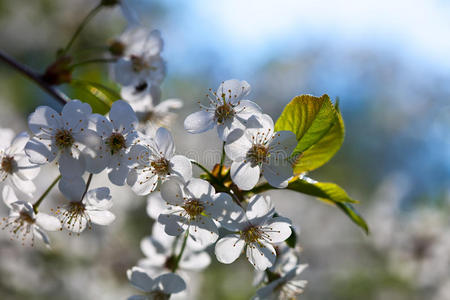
[189,216,219,246]
[265,217,292,243]
[158,213,187,236]
[246,195,275,224]
[154,127,175,158]
[0,128,15,149]
[169,155,192,182]
[61,100,91,131]
[128,170,158,196]
[185,178,215,199]
[8,131,29,154]
[109,100,138,133]
[85,187,112,209]
[184,110,215,134]
[25,139,56,164]
[59,176,85,202]
[153,273,186,294]
[217,117,244,141]
[108,163,131,186]
[2,185,18,208]
[146,192,169,220]
[35,213,61,231]
[246,241,276,271]
[179,251,211,271]
[160,179,184,206]
[230,161,260,191]
[269,130,297,157]
[15,156,40,180]
[262,162,293,189]
[215,234,245,264]
[27,106,62,135]
[154,98,183,112]
[225,129,251,161]
[88,210,116,226]
[210,192,247,231]
[58,151,86,179]
[33,226,51,247]
[127,266,154,292]
[216,79,251,104]
[235,100,262,118]
[11,175,36,195]
[90,114,113,137]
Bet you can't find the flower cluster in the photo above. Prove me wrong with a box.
[0,4,313,299]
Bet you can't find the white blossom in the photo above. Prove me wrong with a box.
[214,194,292,270]
[252,264,308,300]
[138,222,211,275]
[25,100,98,179]
[1,187,60,247]
[225,114,297,190]
[0,129,40,196]
[157,178,227,246]
[127,267,186,300]
[127,127,192,195]
[56,177,115,234]
[184,79,262,141]
[83,100,139,186]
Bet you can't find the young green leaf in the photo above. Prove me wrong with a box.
[275,94,344,174]
[69,79,120,114]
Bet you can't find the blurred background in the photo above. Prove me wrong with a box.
[0,0,449,299]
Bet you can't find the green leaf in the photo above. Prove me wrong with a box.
[287,177,358,204]
[286,177,367,234]
[335,202,369,234]
[275,94,345,174]
[69,79,120,114]
[249,176,368,234]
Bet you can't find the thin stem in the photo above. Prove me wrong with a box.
[60,4,103,56]
[33,175,62,213]
[171,230,189,272]
[0,50,69,105]
[80,173,94,201]
[190,160,215,179]
[218,141,226,178]
[70,57,118,70]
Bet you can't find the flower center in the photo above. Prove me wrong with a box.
[151,157,170,176]
[241,226,263,244]
[1,155,15,174]
[164,255,177,271]
[183,199,204,219]
[56,201,91,236]
[106,132,126,154]
[247,144,269,164]
[1,212,36,246]
[54,129,74,149]
[131,55,149,72]
[150,291,170,300]
[214,103,234,124]
[108,40,126,56]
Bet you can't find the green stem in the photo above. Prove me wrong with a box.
[70,57,118,70]
[80,173,94,201]
[33,175,62,213]
[171,230,189,272]
[248,182,272,195]
[60,4,103,56]
[218,141,226,178]
[191,160,215,179]
[0,50,69,105]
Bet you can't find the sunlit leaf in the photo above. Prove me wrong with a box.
[69,79,120,114]
[275,94,345,174]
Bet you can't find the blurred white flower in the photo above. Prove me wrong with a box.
[0,129,40,196]
[252,264,307,300]
[214,194,292,271]
[56,177,115,234]
[184,79,262,141]
[225,114,297,190]
[127,128,192,195]
[138,222,211,275]
[127,267,186,300]
[84,100,139,186]
[25,100,98,179]
[157,178,227,246]
[1,187,60,247]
